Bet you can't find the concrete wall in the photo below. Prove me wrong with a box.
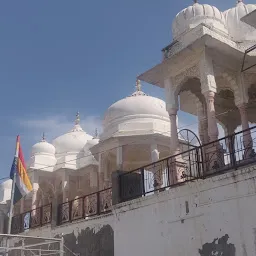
[19,164,256,256]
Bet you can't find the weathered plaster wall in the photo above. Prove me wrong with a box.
[19,165,256,256]
[113,165,256,256]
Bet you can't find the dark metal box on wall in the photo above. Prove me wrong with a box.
[120,169,144,202]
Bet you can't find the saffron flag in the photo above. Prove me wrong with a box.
[10,136,32,204]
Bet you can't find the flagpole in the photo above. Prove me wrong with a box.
[5,136,20,256]
[7,171,16,235]
[5,172,16,256]
[7,135,19,235]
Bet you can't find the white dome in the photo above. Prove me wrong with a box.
[52,114,93,155]
[102,80,170,140]
[104,89,169,129]
[172,2,227,40]
[224,1,256,42]
[31,137,55,156]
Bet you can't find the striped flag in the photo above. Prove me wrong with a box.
[10,135,32,204]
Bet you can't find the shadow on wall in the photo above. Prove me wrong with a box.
[198,234,236,256]
[8,225,114,256]
[62,224,114,256]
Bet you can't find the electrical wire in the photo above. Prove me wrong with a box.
[0,107,243,184]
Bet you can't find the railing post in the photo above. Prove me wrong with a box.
[196,147,204,179]
[58,203,63,226]
[21,239,25,256]
[97,192,100,215]
[60,234,64,256]
[69,201,72,223]
[167,157,171,187]
[82,196,85,219]
[140,168,145,196]
[119,173,122,202]
[40,206,43,226]
[199,146,205,178]
[28,211,31,229]
[20,214,23,233]
[229,133,237,170]
[57,204,60,226]
[50,203,52,224]
[196,147,201,178]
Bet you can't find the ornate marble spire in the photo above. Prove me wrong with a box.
[130,78,147,97]
[70,111,83,132]
[41,132,46,142]
[75,111,80,125]
[136,79,142,92]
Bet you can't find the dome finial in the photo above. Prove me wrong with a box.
[136,79,141,92]
[193,0,198,3]
[130,78,147,97]
[41,132,46,142]
[237,0,243,3]
[70,111,83,132]
[75,111,80,125]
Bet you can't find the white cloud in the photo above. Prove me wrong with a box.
[18,114,102,142]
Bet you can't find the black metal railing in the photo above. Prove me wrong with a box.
[11,204,52,234]
[120,126,256,202]
[57,187,112,225]
[9,127,256,230]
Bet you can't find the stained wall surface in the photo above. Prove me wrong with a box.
[19,165,256,256]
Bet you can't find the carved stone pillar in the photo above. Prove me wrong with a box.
[196,100,208,145]
[199,51,217,94]
[104,156,109,189]
[31,172,39,211]
[101,153,111,189]
[238,103,250,133]
[151,144,160,162]
[203,91,224,173]
[199,50,219,142]
[31,182,39,219]
[61,173,69,203]
[31,188,38,210]
[169,108,180,155]
[204,91,219,142]
[164,76,185,184]
[224,125,236,167]
[89,168,98,193]
[164,77,180,155]
[116,146,123,170]
[151,144,162,190]
[98,153,103,190]
[237,103,254,158]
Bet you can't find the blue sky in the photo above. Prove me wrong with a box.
[0,0,248,179]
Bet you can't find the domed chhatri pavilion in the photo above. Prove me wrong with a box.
[3,79,179,215]
[0,0,256,235]
[140,0,256,156]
